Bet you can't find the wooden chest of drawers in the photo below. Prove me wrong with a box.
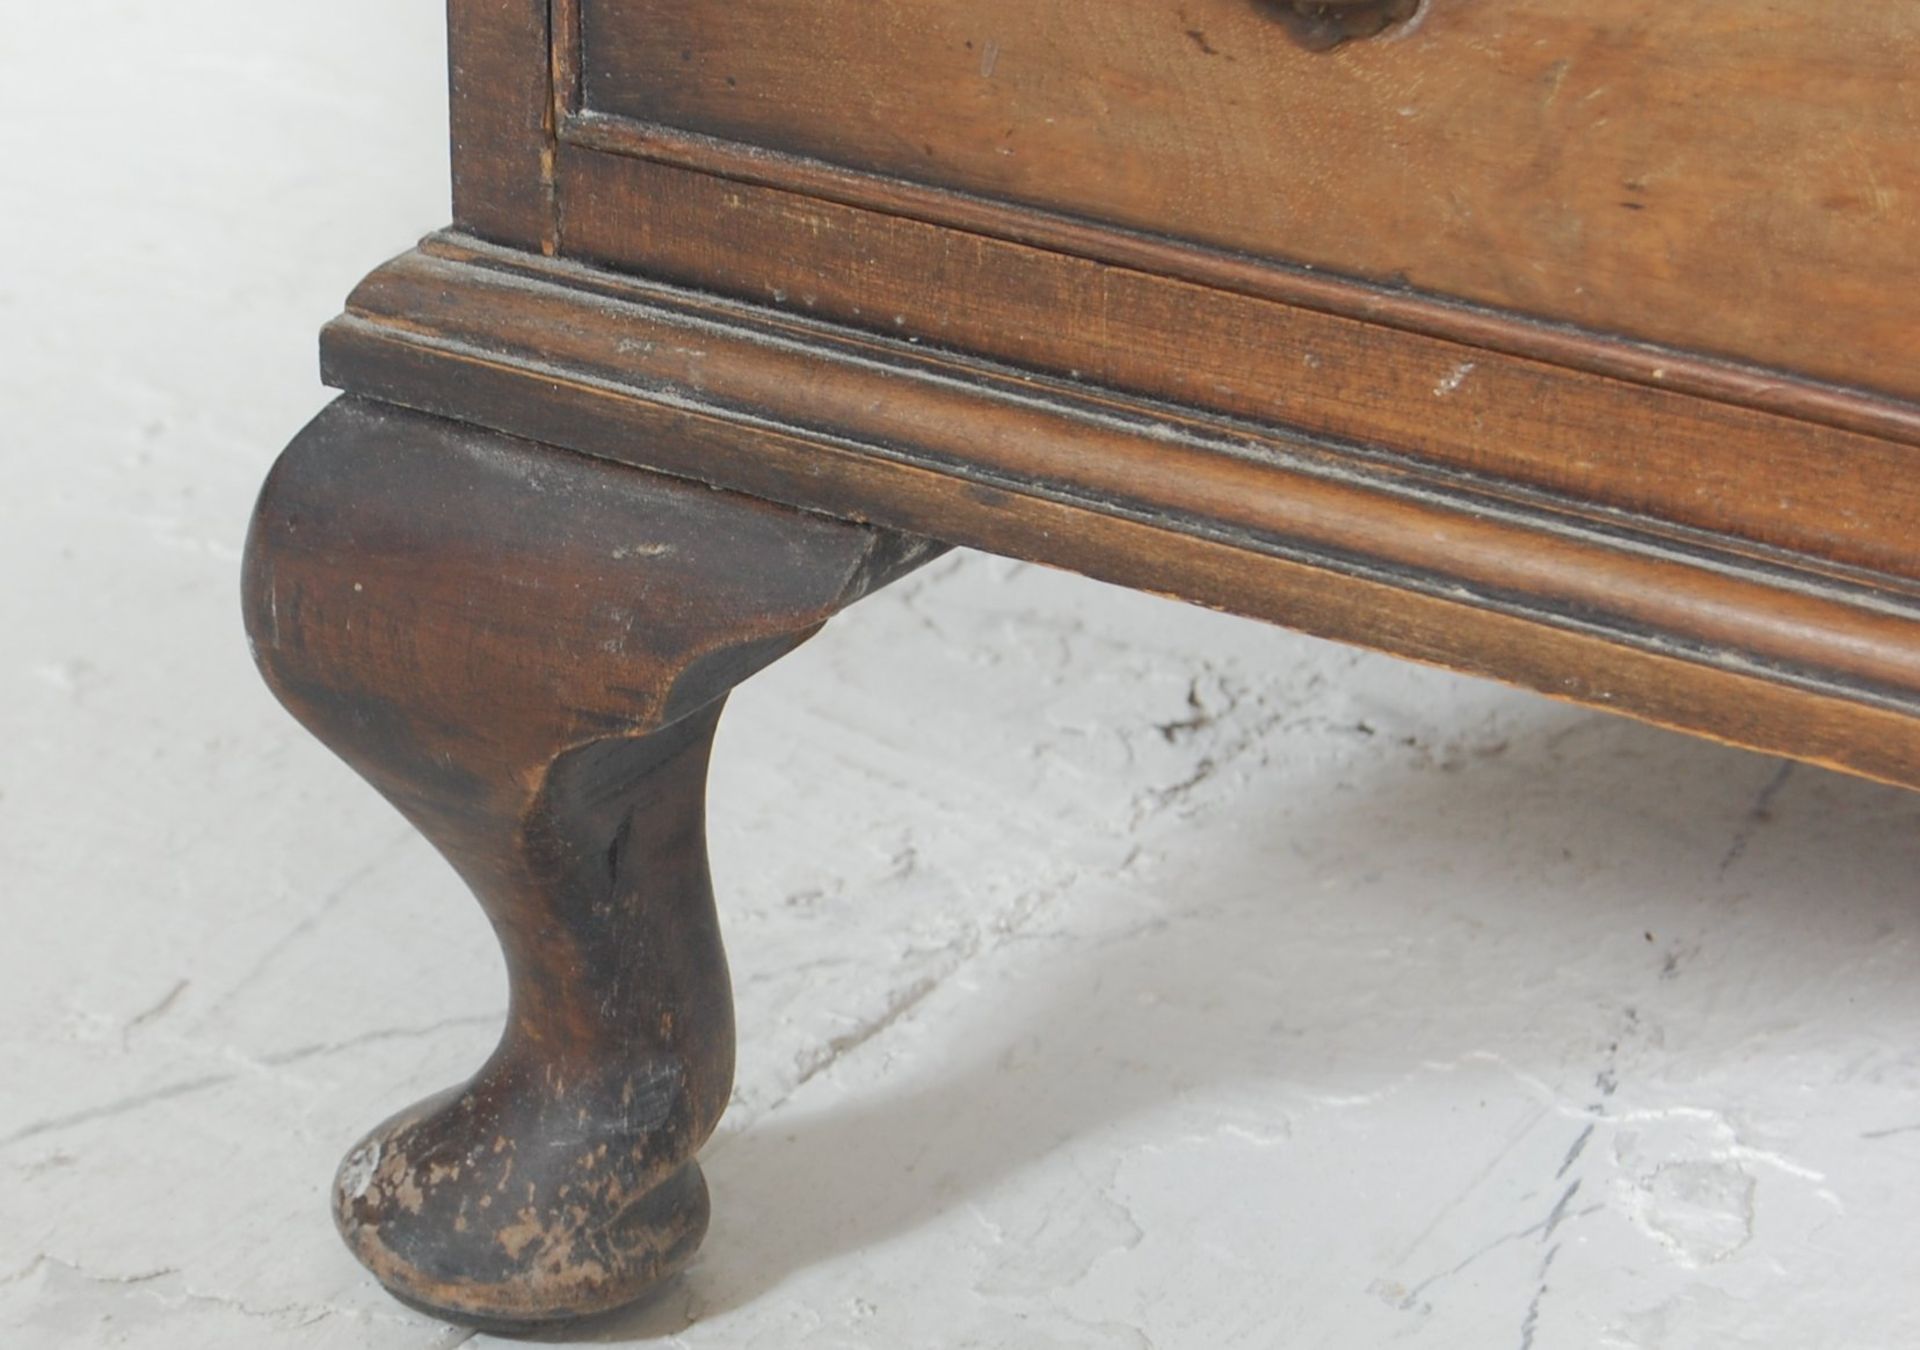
[244,0,1920,1328]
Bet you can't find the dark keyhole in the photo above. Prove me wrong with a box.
[1256,0,1421,51]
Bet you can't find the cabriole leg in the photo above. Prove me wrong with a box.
[242,397,938,1327]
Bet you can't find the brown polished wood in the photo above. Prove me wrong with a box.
[243,398,936,1326]
[551,160,1920,578]
[570,0,1920,400]
[251,0,1920,1327]
[320,235,1920,792]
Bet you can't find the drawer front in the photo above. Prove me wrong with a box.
[574,0,1919,401]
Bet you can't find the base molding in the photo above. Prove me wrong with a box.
[320,233,1920,790]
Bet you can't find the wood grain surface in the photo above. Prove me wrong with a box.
[559,154,1920,580]
[448,0,555,251]
[573,0,1920,401]
[319,237,1920,793]
[243,397,938,1325]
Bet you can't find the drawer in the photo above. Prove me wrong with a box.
[569,0,1920,402]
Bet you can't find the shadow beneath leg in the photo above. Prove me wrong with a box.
[566,704,1920,1342]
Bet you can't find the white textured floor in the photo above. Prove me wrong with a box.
[5,5,1920,1348]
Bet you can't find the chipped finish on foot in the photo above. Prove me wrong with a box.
[241,397,940,1325]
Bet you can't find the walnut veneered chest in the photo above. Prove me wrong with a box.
[245,0,1920,1328]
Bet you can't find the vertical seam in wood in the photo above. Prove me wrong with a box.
[539,0,565,256]
[551,0,583,115]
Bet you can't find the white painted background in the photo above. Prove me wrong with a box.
[3,4,1918,1346]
